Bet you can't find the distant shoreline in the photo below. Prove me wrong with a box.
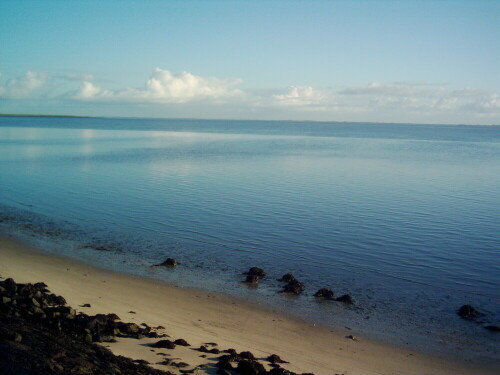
[1,113,497,127]
[0,114,92,118]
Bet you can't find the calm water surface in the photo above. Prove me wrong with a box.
[0,117,499,360]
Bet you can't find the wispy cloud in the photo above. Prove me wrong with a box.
[461,94,500,114]
[340,81,446,97]
[338,82,500,117]
[0,71,47,99]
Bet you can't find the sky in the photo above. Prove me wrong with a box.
[0,0,499,124]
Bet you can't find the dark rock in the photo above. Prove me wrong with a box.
[485,325,500,332]
[218,352,241,362]
[198,345,220,354]
[45,293,67,306]
[174,338,190,346]
[217,358,234,370]
[95,244,114,251]
[458,305,480,319]
[267,354,288,364]
[268,368,296,375]
[151,340,176,349]
[314,288,334,299]
[336,294,353,304]
[245,267,266,278]
[239,351,256,360]
[245,275,259,284]
[107,313,120,321]
[133,359,151,365]
[280,279,305,295]
[217,370,232,375]
[81,303,91,308]
[236,359,266,375]
[156,258,178,267]
[277,273,296,283]
[0,278,175,375]
[172,362,190,368]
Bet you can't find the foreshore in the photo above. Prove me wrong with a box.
[0,233,496,375]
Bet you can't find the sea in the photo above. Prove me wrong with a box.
[0,116,498,361]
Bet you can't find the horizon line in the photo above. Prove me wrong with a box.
[0,113,498,127]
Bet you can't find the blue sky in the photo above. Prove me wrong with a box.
[1,0,499,124]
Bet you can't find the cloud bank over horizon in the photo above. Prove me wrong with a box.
[0,69,499,124]
[73,68,243,103]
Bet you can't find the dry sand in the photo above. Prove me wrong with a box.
[0,234,496,375]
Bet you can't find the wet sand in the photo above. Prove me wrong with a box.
[0,234,496,375]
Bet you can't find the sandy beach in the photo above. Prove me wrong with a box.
[0,234,496,375]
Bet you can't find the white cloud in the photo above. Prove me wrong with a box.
[1,69,498,123]
[0,71,47,98]
[74,81,113,100]
[73,68,243,103]
[272,86,327,107]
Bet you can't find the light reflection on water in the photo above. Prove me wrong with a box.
[0,117,499,360]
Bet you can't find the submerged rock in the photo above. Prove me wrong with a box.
[245,274,259,285]
[314,288,334,299]
[280,279,305,295]
[156,258,178,267]
[336,294,353,304]
[458,304,480,320]
[245,267,266,278]
[485,325,500,332]
[277,273,296,283]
